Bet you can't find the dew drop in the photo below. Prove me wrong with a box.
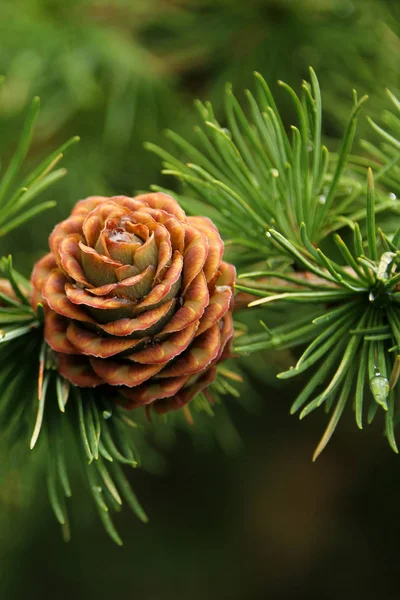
[318,195,326,205]
[103,410,112,420]
[266,232,272,238]
[271,168,279,178]
[370,375,389,410]
[369,291,375,302]
[389,192,397,201]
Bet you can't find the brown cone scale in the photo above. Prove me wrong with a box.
[31,193,235,413]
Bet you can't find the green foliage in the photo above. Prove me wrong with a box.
[40,379,149,546]
[148,69,374,261]
[236,170,400,459]
[359,89,400,207]
[0,88,76,237]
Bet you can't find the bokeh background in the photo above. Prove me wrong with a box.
[1,1,400,598]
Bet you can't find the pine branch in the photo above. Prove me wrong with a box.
[354,88,400,229]
[0,87,79,237]
[147,70,373,268]
[236,170,400,458]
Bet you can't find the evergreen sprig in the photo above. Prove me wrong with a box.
[38,373,150,546]
[354,89,400,213]
[0,89,79,237]
[147,69,376,267]
[236,169,400,459]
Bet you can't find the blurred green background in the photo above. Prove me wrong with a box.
[1,0,400,598]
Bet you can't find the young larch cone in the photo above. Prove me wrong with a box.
[31,193,235,413]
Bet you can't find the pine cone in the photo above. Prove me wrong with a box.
[31,193,235,413]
